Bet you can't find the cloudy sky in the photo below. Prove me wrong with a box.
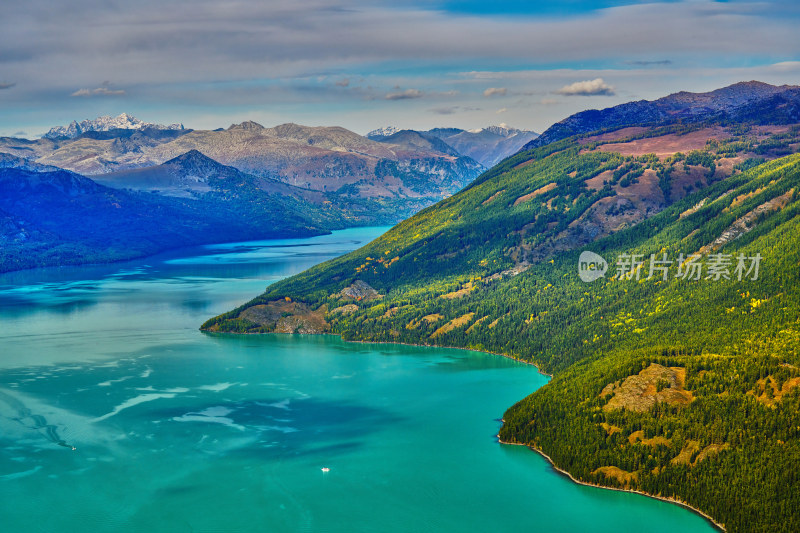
[1,0,799,137]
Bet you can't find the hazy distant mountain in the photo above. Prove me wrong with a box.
[526,81,800,149]
[371,130,463,157]
[430,125,539,168]
[369,124,538,168]
[43,113,185,140]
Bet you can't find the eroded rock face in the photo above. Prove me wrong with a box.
[338,280,381,301]
[601,363,694,412]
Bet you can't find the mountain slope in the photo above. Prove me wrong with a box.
[94,149,322,200]
[0,155,341,272]
[0,152,62,172]
[203,90,800,531]
[526,81,799,150]
[94,149,405,227]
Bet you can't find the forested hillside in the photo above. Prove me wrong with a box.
[204,120,800,531]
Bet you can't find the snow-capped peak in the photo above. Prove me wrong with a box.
[466,124,528,136]
[366,126,401,139]
[484,124,522,136]
[43,113,184,139]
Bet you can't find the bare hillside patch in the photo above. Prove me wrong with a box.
[601,363,694,412]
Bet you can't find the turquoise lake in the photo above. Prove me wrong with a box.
[0,227,716,532]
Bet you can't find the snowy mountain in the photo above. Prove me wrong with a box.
[43,113,184,140]
[475,124,526,136]
[366,126,401,139]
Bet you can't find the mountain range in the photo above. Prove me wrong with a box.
[204,81,800,532]
[368,124,538,168]
[1,120,486,222]
[8,119,486,195]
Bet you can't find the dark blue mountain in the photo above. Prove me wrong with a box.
[0,155,331,272]
[526,81,800,149]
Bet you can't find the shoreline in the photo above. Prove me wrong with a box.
[343,337,554,378]
[206,329,722,530]
[497,437,726,532]
[204,329,554,379]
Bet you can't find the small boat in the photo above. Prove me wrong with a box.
[321,467,330,472]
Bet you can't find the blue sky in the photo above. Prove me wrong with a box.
[1,0,798,137]
[437,0,680,16]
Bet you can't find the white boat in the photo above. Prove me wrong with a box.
[321,467,330,472]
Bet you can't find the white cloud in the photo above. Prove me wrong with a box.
[483,87,507,97]
[555,78,615,96]
[385,88,423,100]
[626,60,672,67]
[496,107,507,114]
[71,86,126,97]
[430,105,480,115]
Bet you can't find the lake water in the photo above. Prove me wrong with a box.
[0,227,716,532]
